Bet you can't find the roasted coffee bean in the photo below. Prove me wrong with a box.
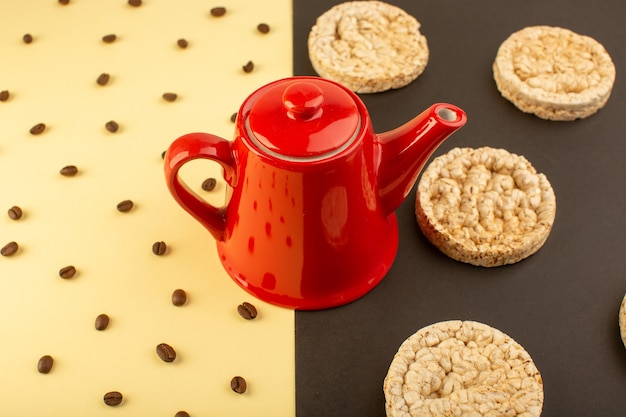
[105,120,119,133]
[95,313,110,331]
[59,265,77,279]
[161,150,167,159]
[37,355,54,374]
[171,289,187,306]
[242,61,254,73]
[201,178,217,191]
[230,376,247,394]
[58,0,70,4]
[30,123,46,135]
[0,90,9,101]
[96,73,110,86]
[162,92,178,102]
[1,241,19,257]
[175,411,190,417]
[152,241,167,255]
[8,206,23,220]
[102,34,117,43]
[23,34,33,44]
[230,112,237,123]
[257,23,270,34]
[210,6,226,17]
[116,199,134,212]
[237,302,258,320]
[156,343,177,362]
[177,38,188,49]
[128,0,142,6]
[103,391,123,406]
[59,165,78,176]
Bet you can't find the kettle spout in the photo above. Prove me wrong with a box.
[377,103,467,216]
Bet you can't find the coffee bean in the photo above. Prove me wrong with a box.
[59,165,78,176]
[116,199,134,212]
[175,411,190,417]
[96,73,110,86]
[0,90,9,101]
[201,178,217,191]
[230,112,237,123]
[105,120,119,133]
[237,302,257,320]
[8,206,23,220]
[95,313,110,331]
[242,61,254,73]
[177,38,188,49]
[257,23,270,34]
[23,34,33,44]
[58,0,70,4]
[30,123,46,135]
[59,265,77,279]
[230,376,247,394]
[162,92,178,102]
[210,7,226,17]
[161,150,167,159]
[103,391,123,406]
[1,241,19,257]
[156,343,176,362]
[152,241,167,255]
[172,289,187,306]
[37,355,54,374]
[128,0,142,6]
[102,34,117,43]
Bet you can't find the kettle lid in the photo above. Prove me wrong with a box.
[246,78,360,159]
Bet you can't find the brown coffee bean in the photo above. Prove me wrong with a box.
[242,61,254,73]
[128,0,142,6]
[201,178,217,191]
[116,199,134,212]
[37,355,54,374]
[237,302,258,320]
[0,90,9,101]
[152,241,167,255]
[30,123,46,135]
[103,391,123,406]
[171,289,187,306]
[8,206,23,220]
[210,6,226,17]
[58,0,70,4]
[105,120,119,133]
[96,73,110,86]
[175,411,190,417]
[59,265,77,279]
[257,23,270,34]
[156,343,176,362]
[177,38,188,49]
[230,376,247,394]
[23,34,33,44]
[1,241,19,257]
[162,92,178,102]
[230,112,237,123]
[95,313,110,331]
[102,34,117,43]
[59,165,78,176]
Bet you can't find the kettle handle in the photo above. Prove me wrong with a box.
[164,132,236,241]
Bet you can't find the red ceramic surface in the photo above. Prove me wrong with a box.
[164,77,466,310]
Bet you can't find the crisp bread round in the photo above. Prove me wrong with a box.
[307,1,429,93]
[384,320,544,417]
[493,25,615,121]
[416,147,556,267]
[620,293,626,348]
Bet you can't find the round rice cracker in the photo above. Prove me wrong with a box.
[416,147,556,267]
[384,320,544,417]
[493,25,615,121]
[307,1,429,93]
[620,293,626,348]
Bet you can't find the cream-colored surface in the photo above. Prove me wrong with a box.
[0,1,294,416]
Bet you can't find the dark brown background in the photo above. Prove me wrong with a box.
[293,1,626,416]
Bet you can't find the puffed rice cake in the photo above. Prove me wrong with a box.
[384,320,544,417]
[618,295,626,346]
[307,1,429,93]
[416,147,556,267]
[493,25,615,121]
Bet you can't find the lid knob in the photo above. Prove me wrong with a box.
[282,82,324,120]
